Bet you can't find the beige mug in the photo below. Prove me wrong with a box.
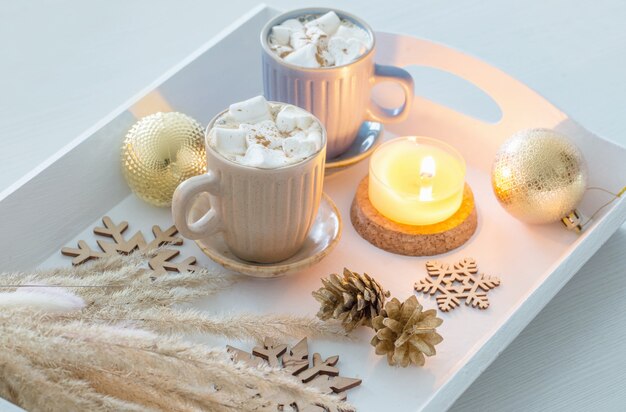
[261,8,414,159]
[172,103,326,263]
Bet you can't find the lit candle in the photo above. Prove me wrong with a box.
[368,136,466,225]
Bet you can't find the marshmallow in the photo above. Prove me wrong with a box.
[283,126,323,159]
[276,106,297,133]
[296,113,314,130]
[289,29,309,50]
[306,25,328,44]
[283,136,319,159]
[271,26,291,46]
[238,144,265,167]
[308,137,322,153]
[229,95,272,124]
[276,106,316,133]
[263,149,290,168]
[307,120,322,132]
[284,43,320,68]
[334,24,371,45]
[328,37,362,66]
[305,11,341,36]
[239,144,289,169]
[290,130,308,141]
[272,45,293,58]
[283,136,305,157]
[307,130,323,150]
[281,18,304,31]
[319,49,335,67]
[242,120,282,149]
[212,127,247,155]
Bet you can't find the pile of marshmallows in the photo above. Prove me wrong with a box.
[209,96,323,169]
[268,11,371,68]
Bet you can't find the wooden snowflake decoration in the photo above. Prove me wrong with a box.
[61,216,198,275]
[414,258,500,311]
[227,337,361,412]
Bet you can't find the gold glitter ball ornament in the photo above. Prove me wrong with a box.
[491,128,587,224]
[121,112,206,207]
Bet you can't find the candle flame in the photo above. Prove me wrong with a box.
[419,156,436,201]
[419,156,436,179]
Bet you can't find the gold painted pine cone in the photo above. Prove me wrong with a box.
[370,295,443,367]
[312,268,390,331]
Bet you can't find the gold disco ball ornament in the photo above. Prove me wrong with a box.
[121,112,206,207]
[491,128,587,225]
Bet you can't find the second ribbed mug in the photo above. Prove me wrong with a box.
[261,8,414,159]
[171,102,326,264]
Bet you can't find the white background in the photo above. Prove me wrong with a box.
[1,1,625,410]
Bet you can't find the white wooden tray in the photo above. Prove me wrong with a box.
[2,5,625,412]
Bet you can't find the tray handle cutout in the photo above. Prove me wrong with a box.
[374,32,565,133]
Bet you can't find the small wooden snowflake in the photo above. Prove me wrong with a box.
[61,216,198,275]
[414,258,500,311]
[227,337,361,411]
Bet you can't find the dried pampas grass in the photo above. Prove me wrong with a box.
[0,316,350,412]
[1,250,347,341]
[0,286,85,313]
[0,252,351,412]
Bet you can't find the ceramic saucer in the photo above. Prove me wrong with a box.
[325,121,383,176]
[189,193,342,278]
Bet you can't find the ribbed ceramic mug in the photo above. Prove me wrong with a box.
[261,8,414,159]
[171,103,326,264]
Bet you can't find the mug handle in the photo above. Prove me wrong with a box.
[366,64,415,123]
[172,172,222,240]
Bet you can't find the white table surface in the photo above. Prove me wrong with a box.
[1,1,625,410]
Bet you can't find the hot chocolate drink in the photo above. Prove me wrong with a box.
[208,95,324,169]
[173,96,327,263]
[268,11,372,68]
